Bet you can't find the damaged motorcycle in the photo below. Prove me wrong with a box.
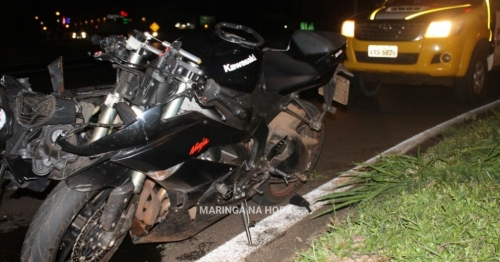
[0,22,351,261]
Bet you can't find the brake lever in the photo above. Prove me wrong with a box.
[92,51,111,61]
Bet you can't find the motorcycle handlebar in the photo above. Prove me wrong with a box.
[90,33,202,65]
[142,44,163,56]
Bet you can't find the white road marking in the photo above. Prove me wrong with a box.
[196,99,500,262]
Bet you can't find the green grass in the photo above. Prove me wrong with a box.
[309,171,327,181]
[297,110,500,262]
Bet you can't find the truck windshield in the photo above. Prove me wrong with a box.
[385,0,483,6]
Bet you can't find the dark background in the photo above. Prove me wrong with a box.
[0,0,382,48]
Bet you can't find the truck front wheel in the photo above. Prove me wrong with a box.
[453,48,488,105]
[353,73,381,97]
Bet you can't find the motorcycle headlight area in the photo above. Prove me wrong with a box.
[15,92,76,127]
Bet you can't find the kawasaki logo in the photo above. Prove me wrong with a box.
[223,54,257,73]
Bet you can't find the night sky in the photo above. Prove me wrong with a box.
[0,0,382,43]
[14,0,381,18]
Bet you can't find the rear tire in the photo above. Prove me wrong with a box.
[453,47,488,105]
[21,182,128,262]
[252,100,324,205]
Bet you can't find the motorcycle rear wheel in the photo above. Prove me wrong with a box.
[252,100,324,205]
[21,182,129,262]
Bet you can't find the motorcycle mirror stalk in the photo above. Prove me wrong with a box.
[47,56,65,95]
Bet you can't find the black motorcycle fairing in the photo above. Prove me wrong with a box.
[65,161,133,191]
[61,149,233,194]
[57,105,162,156]
[110,110,258,172]
[154,158,238,209]
[177,32,264,94]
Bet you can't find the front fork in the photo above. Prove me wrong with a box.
[90,89,144,247]
[92,66,185,243]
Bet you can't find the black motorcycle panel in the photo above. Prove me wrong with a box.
[111,111,253,172]
[178,32,263,94]
[65,159,132,192]
[155,159,237,207]
[263,31,346,94]
[57,105,163,156]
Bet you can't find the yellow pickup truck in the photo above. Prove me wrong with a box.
[341,0,500,104]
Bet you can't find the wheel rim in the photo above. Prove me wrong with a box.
[268,105,322,196]
[473,60,485,95]
[55,190,113,262]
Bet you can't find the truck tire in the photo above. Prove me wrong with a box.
[353,73,381,97]
[453,48,488,105]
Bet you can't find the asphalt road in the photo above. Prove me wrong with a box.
[0,60,499,262]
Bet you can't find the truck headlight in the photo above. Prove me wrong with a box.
[341,20,355,38]
[424,21,453,38]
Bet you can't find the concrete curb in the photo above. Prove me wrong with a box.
[196,99,500,262]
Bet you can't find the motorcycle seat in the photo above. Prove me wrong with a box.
[262,30,345,94]
[263,50,319,93]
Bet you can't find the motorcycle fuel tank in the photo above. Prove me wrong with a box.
[178,32,263,94]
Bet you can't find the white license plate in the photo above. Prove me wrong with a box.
[317,76,350,106]
[368,45,398,58]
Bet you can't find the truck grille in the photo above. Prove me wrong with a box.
[387,6,424,12]
[355,52,419,65]
[355,22,427,41]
